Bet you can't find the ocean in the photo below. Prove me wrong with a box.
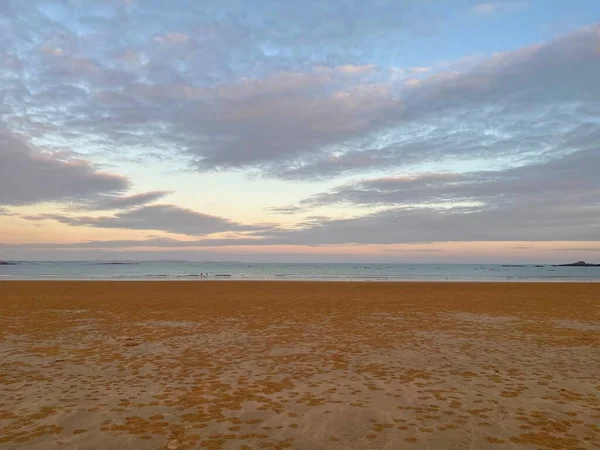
[1,261,599,282]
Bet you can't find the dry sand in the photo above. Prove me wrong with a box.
[0,281,599,449]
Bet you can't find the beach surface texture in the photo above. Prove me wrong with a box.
[0,281,599,449]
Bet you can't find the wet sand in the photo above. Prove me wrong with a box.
[0,281,599,449]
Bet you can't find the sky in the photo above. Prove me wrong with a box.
[1,0,599,263]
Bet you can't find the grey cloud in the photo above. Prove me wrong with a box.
[27,204,268,236]
[173,25,600,176]
[273,104,594,179]
[184,24,600,177]
[13,147,598,246]
[300,149,599,210]
[0,236,276,250]
[70,72,401,170]
[125,0,450,79]
[237,148,598,245]
[2,0,600,253]
[266,205,304,215]
[195,80,401,169]
[0,238,208,250]
[254,205,599,245]
[11,199,600,249]
[275,25,600,178]
[84,191,171,210]
[404,24,600,109]
[0,132,128,206]
[4,2,599,181]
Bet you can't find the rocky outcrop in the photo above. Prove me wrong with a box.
[553,261,600,267]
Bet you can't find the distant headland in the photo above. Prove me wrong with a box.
[552,261,600,267]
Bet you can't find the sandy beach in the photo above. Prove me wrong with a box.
[0,281,598,449]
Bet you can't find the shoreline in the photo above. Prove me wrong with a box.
[2,277,600,283]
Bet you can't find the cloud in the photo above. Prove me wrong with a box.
[125,71,400,170]
[470,2,529,16]
[82,23,599,179]
[154,32,191,45]
[275,24,600,178]
[84,191,171,210]
[0,237,261,250]
[2,0,445,86]
[26,204,268,236]
[382,248,442,253]
[0,132,128,206]
[9,144,600,248]
[408,67,431,74]
[250,206,599,246]
[301,149,599,210]
[266,205,304,215]
[10,195,600,249]
[244,149,598,245]
[3,1,599,183]
[333,65,377,76]
[1,2,599,259]
[550,248,600,252]
[405,25,600,107]
[12,145,599,245]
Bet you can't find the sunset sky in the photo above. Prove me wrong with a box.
[1,0,599,262]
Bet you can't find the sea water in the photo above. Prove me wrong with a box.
[1,261,599,282]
